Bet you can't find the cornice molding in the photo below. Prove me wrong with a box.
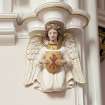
[0,2,90,45]
[0,13,17,45]
[21,2,89,39]
[0,13,17,19]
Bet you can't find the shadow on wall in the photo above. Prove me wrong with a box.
[99,26,105,105]
[99,26,105,62]
[101,60,105,105]
[46,91,66,98]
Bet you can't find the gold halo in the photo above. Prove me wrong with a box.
[45,21,64,31]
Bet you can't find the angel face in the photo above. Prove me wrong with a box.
[48,29,58,42]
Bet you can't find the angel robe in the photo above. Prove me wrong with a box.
[25,45,86,92]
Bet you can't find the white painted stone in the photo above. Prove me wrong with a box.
[26,19,44,33]
[0,13,16,45]
[84,0,102,105]
[44,0,63,2]
[38,8,69,25]
[65,0,79,9]
[66,14,89,29]
[0,0,3,13]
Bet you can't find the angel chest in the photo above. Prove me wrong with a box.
[44,49,63,74]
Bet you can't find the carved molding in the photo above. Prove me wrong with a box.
[0,1,89,45]
[21,2,89,39]
[0,13,17,45]
[18,2,89,24]
[0,13,16,19]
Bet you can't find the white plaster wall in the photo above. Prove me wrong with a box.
[0,38,78,105]
[0,0,3,13]
[0,0,13,13]
[0,0,94,105]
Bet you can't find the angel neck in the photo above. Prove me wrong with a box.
[47,41,62,50]
[48,40,58,45]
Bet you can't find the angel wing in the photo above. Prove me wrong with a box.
[24,36,43,87]
[63,33,86,84]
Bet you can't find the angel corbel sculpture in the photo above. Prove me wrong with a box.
[25,21,86,93]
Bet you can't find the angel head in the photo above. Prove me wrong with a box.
[44,21,64,44]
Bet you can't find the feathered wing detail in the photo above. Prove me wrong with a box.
[63,33,86,85]
[24,36,43,87]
